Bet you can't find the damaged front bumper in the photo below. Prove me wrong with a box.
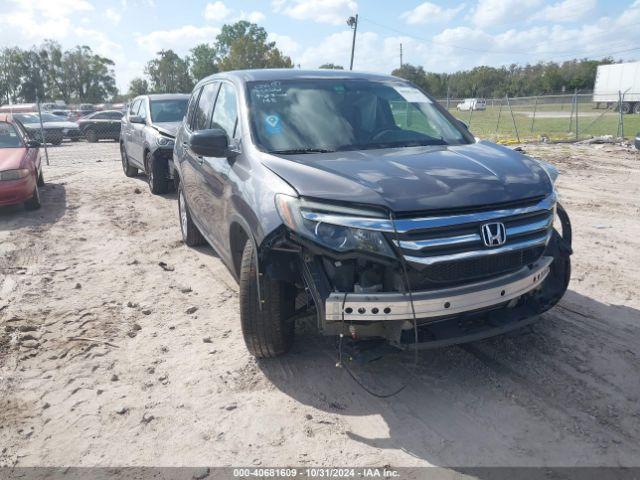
[265,197,572,350]
[326,256,553,322]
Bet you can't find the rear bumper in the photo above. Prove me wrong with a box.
[326,257,553,322]
[0,175,35,206]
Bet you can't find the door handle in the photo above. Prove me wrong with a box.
[196,155,204,165]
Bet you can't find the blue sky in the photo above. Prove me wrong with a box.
[1,0,638,92]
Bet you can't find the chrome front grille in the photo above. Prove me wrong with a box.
[391,195,556,281]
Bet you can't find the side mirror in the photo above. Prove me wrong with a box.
[129,115,145,124]
[26,139,41,148]
[189,128,229,157]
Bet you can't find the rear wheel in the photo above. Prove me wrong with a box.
[146,151,168,194]
[120,143,138,177]
[51,137,63,146]
[85,129,98,143]
[633,103,640,115]
[178,183,205,246]
[24,185,41,210]
[239,240,296,358]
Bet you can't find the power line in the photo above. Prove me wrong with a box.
[358,15,640,60]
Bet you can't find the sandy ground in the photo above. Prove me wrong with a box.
[1,140,640,469]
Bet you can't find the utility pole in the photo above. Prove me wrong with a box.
[347,14,358,71]
[399,43,403,69]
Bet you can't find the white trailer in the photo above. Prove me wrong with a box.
[593,61,640,114]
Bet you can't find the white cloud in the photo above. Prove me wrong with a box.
[0,0,93,40]
[268,32,300,57]
[74,27,123,59]
[400,2,465,24]
[272,0,357,25]
[105,8,122,25]
[204,1,232,22]
[136,25,221,55]
[235,10,266,23]
[471,0,541,26]
[533,0,597,22]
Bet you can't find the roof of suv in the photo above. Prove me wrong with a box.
[199,69,402,85]
[142,94,190,101]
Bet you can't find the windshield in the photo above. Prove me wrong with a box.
[247,79,469,154]
[150,99,188,123]
[0,122,23,147]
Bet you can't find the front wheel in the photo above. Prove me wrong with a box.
[239,240,296,358]
[633,103,640,115]
[24,185,41,210]
[146,151,168,194]
[85,129,98,143]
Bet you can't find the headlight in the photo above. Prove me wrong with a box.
[537,160,559,184]
[0,169,30,181]
[275,194,395,258]
[156,136,174,147]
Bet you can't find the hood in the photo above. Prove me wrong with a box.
[55,121,80,129]
[152,122,180,138]
[261,141,553,213]
[0,147,27,171]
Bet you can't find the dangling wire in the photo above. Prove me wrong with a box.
[337,209,420,399]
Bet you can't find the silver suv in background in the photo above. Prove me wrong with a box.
[120,94,189,194]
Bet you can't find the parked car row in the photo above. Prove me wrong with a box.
[116,70,573,359]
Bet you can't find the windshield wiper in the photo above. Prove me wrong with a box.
[270,148,336,154]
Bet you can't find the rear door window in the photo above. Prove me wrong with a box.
[186,88,202,130]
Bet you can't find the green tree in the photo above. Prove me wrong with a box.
[0,47,24,104]
[128,77,149,97]
[63,46,117,102]
[319,63,344,70]
[189,43,218,82]
[145,49,193,93]
[216,21,293,71]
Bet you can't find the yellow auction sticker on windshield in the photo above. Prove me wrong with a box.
[393,86,432,103]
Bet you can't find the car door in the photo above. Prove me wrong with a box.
[181,82,220,235]
[124,99,141,157]
[199,81,239,248]
[131,99,148,166]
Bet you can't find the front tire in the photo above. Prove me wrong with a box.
[36,169,44,187]
[120,143,138,177]
[146,151,168,194]
[178,184,205,246]
[24,185,41,210]
[239,240,296,358]
[85,129,98,143]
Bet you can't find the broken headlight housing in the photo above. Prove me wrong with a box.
[275,194,395,258]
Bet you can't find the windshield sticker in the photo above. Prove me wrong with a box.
[254,82,286,104]
[264,114,283,135]
[393,86,432,104]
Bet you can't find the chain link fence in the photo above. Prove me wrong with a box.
[438,93,640,144]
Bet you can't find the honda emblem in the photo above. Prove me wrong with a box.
[481,222,507,247]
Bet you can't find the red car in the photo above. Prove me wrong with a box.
[0,114,43,210]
